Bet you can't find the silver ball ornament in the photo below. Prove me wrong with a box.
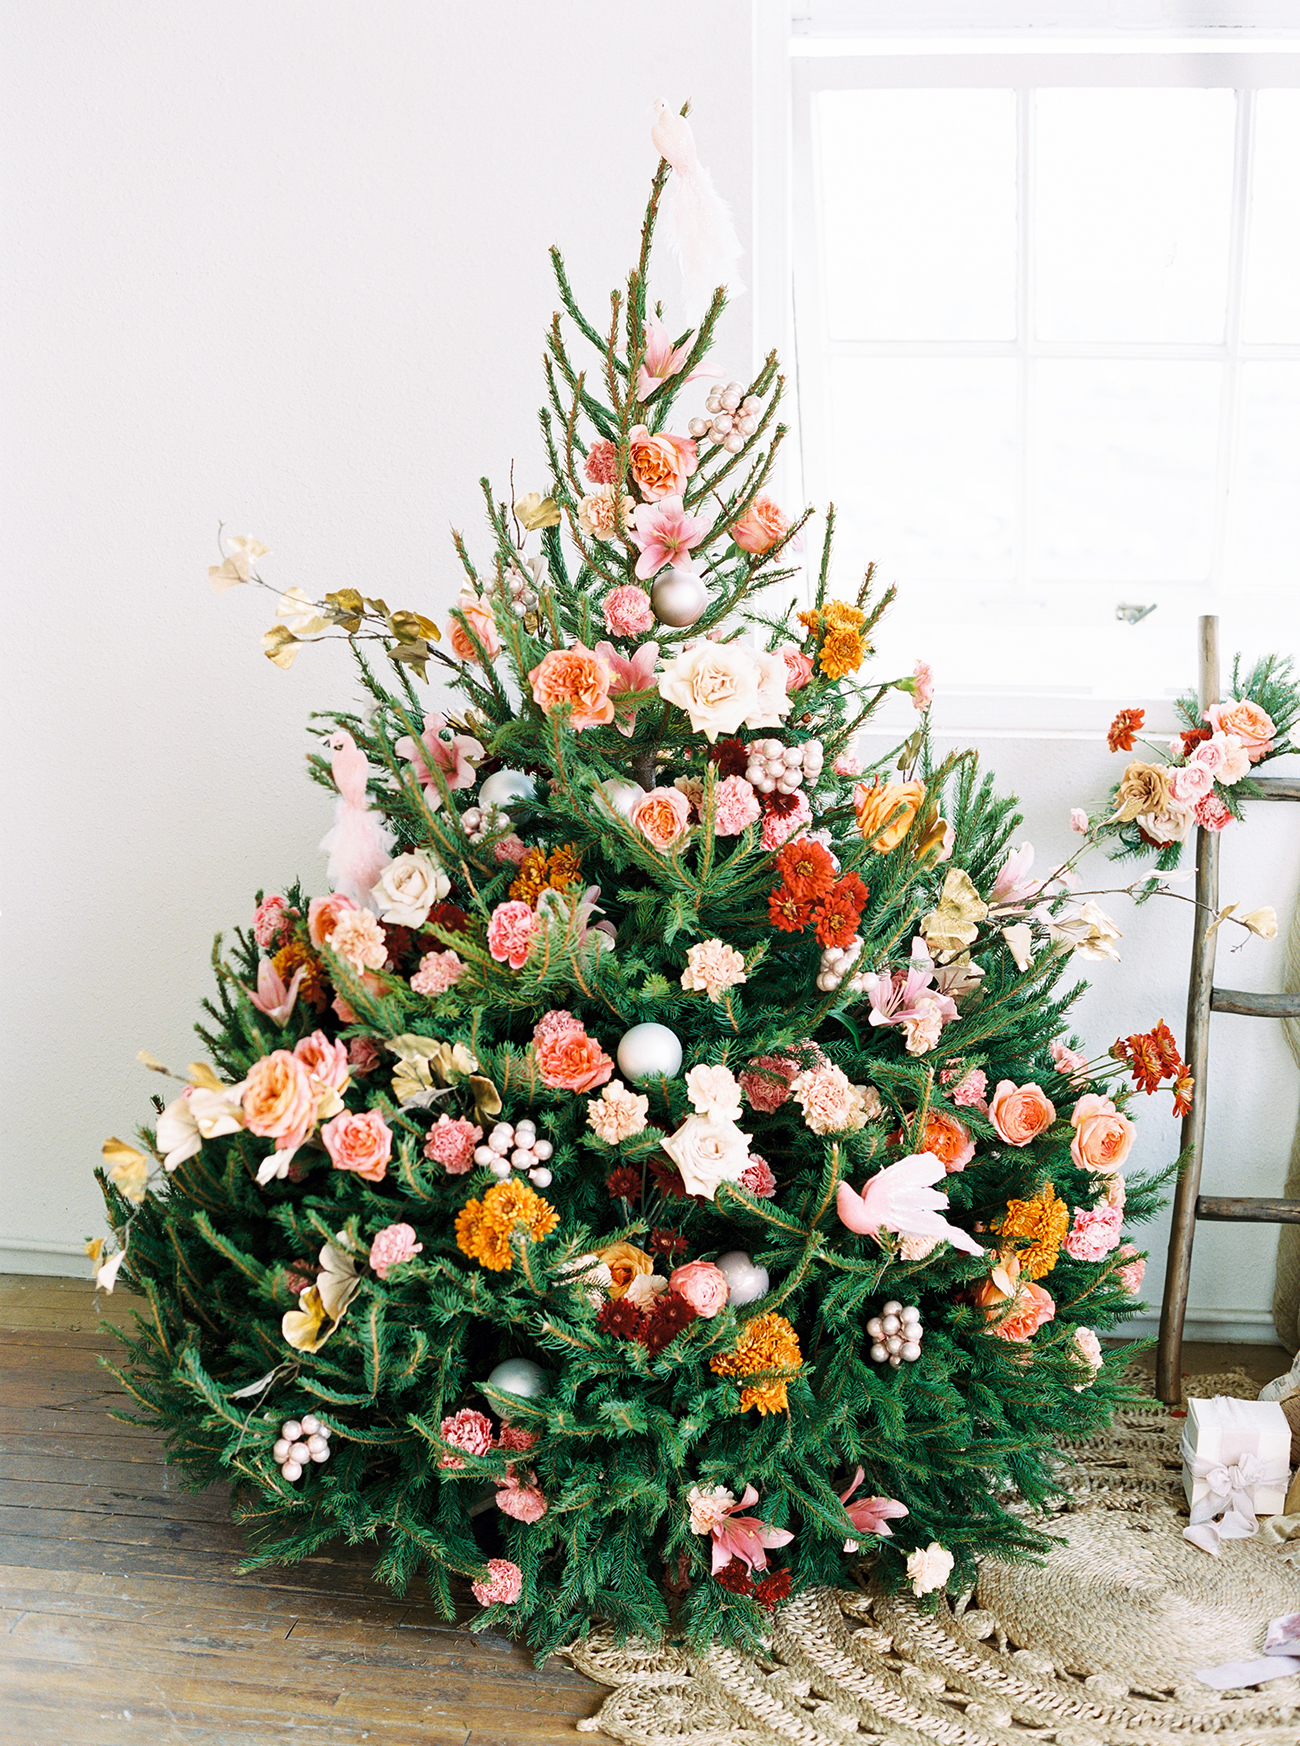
[870,1343,888,1363]
[486,1358,550,1399]
[901,1341,922,1363]
[596,778,647,821]
[651,567,708,628]
[479,768,536,810]
[616,1022,683,1082]
[715,1250,769,1307]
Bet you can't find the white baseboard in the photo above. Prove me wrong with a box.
[1,1237,93,1279]
[1122,1307,1285,1347]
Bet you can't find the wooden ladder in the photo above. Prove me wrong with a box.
[1156,614,1300,1403]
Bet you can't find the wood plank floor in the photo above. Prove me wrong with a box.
[0,1275,601,1745]
[2,1274,1294,1745]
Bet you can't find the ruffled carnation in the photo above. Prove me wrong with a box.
[688,1484,737,1535]
[833,752,862,777]
[410,950,465,995]
[712,774,761,836]
[739,1054,800,1113]
[532,1010,614,1092]
[439,1407,493,1469]
[1115,1243,1147,1296]
[680,938,747,1001]
[528,643,615,731]
[1050,1040,1089,1086]
[487,900,538,970]
[253,894,295,948]
[369,1223,423,1279]
[685,1064,744,1122]
[496,1472,548,1523]
[602,584,654,637]
[578,486,635,540]
[329,908,389,974]
[790,1063,868,1135]
[308,892,358,950]
[471,1558,523,1606]
[586,1079,649,1143]
[423,1114,483,1175]
[740,1155,777,1198]
[1195,792,1232,831]
[497,1425,538,1453]
[1072,1326,1104,1390]
[945,1066,989,1109]
[584,439,619,484]
[1064,1202,1123,1262]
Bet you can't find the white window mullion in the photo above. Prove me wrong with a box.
[1210,86,1256,601]
[1016,83,1033,604]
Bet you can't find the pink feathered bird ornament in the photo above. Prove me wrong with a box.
[836,1154,985,1257]
[319,731,393,906]
[651,100,744,307]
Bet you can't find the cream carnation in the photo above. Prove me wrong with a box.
[680,938,747,1000]
[906,1542,954,1597]
[688,1483,737,1535]
[586,1079,649,1143]
[1071,1325,1104,1390]
[790,1063,868,1135]
[684,1063,744,1122]
[328,908,388,973]
[578,485,636,540]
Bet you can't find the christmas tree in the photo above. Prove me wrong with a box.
[96,125,1174,1659]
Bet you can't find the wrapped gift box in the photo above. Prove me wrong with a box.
[1183,1396,1291,1518]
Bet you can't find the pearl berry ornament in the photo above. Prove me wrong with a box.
[744,738,823,796]
[486,1358,550,1398]
[616,1022,683,1082]
[688,382,763,454]
[816,936,872,995]
[273,1414,331,1481]
[650,567,709,629]
[715,1250,770,1307]
[458,801,511,843]
[479,768,536,810]
[472,1116,554,1187]
[866,1302,924,1368]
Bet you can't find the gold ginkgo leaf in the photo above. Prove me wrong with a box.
[514,492,561,530]
[261,625,300,670]
[102,1137,149,1204]
[921,868,989,961]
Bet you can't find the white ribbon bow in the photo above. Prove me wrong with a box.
[1181,1430,1289,1555]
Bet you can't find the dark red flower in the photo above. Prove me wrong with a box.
[596,1298,646,1342]
[650,1226,688,1258]
[765,787,805,818]
[605,1165,642,1203]
[1107,708,1146,753]
[769,885,812,933]
[642,1293,698,1357]
[753,1567,793,1610]
[1180,725,1213,756]
[713,1559,754,1596]
[649,1156,689,1199]
[424,903,470,937]
[708,737,750,779]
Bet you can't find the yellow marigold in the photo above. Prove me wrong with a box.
[271,940,328,1012]
[710,1312,802,1415]
[822,599,866,632]
[509,847,550,907]
[819,628,866,681]
[455,1179,559,1272]
[997,1183,1069,1281]
[546,843,583,892]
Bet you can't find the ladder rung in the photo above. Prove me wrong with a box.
[1210,987,1300,1019]
[1196,1195,1300,1223]
[1251,777,1300,801]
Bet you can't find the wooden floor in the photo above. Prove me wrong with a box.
[0,1275,601,1746]
[1,1277,1294,1746]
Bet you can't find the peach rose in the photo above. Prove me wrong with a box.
[988,1282,1056,1343]
[918,1109,975,1173]
[1206,698,1275,763]
[448,590,501,663]
[730,494,789,555]
[670,1260,729,1318]
[628,424,697,500]
[630,785,691,850]
[988,1081,1056,1148]
[1069,1093,1134,1173]
[308,892,358,950]
[242,1051,317,1145]
[528,643,615,731]
[595,1241,654,1299]
[321,1108,392,1183]
[855,779,925,852]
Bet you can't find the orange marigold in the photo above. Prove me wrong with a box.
[455,1179,559,1272]
[822,599,866,633]
[546,843,583,892]
[1106,708,1145,754]
[509,847,550,907]
[709,1312,802,1415]
[271,939,329,1012]
[818,628,866,681]
[996,1183,1069,1281]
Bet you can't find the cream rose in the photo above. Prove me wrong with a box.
[371,849,450,927]
[657,643,765,743]
[660,1113,752,1200]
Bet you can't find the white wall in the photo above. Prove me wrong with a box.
[4,3,1296,1351]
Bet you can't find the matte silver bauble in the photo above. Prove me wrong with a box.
[596,778,647,821]
[651,567,708,628]
[616,1022,683,1082]
[486,1358,550,1398]
[715,1250,769,1307]
[479,768,536,809]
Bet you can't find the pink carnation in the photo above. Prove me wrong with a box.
[1072,1325,1104,1389]
[329,908,389,973]
[472,1558,523,1606]
[1063,1202,1123,1262]
[488,900,538,970]
[740,1155,777,1198]
[1070,808,1089,834]
[760,792,812,850]
[439,1407,493,1470]
[532,1010,615,1092]
[833,752,862,778]
[347,1036,382,1074]
[496,1471,548,1523]
[603,585,655,637]
[713,775,762,836]
[252,894,294,948]
[911,661,934,711]
[498,1425,539,1453]
[369,1222,423,1279]
[1195,792,1232,832]
[1050,1040,1088,1087]
[423,1114,483,1175]
[739,1054,800,1113]
[943,1067,988,1110]
[1115,1243,1147,1296]
[411,950,465,995]
[494,834,527,865]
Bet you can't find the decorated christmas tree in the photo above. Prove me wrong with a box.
[96,122,1179,1659]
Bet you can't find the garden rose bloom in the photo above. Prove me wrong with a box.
[471,1558,523,1606]
[308,891,358,950]
[681,938,747,1000]
[594,1241,655,1298]
[487,901,538,970]
[740,1053,800,1112]
[329,908,389,973]
[855,779,925,852]
[423,1114,483,1174]
[1072,1326,1104,1390]
[660,1114,752,1200]
[685,1064,744,1122]
[628,424,697,499]
[919,1109,975,1173]
[447,590,500,663]
[781,646,814,690]
[578,485,635,540]
[496,1473,548,1523]
[439,1407,492,1468]
[293,1031,351,1117]
[1195,792,1232,831]
[1114,760,1169,823]
[321,1108,392,1183]
[989,1081,1056,1148]
[730,493,788,554]
[1115,1243,1147,1296]
[791,1064,869,1135]
[369,1223,423,1279]
[1206,698,1275,763]
[242,1051,316,1146]
[1070,1093,1134,1173]
[1139,799,1195,845]
[712,774,761,836]
[253,894,294,948]
[410,950,465,995]
[528,643,615,731]
[1169,760,1214,805]
[347,1036,382,1074]
[900,998,947,1057]
[532,1011,615,1092]
[988,1281,1056,1342]
[371,849,450,928]
[670,1260,730,1317]
[602,584,655,637]
[630,785,692,850]
[1063,1203,1123,1262]
[658,642,768,742]
[586,1079,649,1143]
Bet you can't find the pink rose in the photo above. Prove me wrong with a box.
[987,1282,1056,1343]
[242,1051,316,1147]
[252,894,295,948]
[293,1031,351,1100]
[669,1259,730,1318]
[307,891,358,950]
[833,752,862,778]
[628,424,697,500]
[781,647,814,690]
[528,643,615,731]
[347,1036,382,1074]
[1070,808,1089,834]
[602,585,655,638]
[1195,792,1232,831]
[1169,761,1213,804]
[440,1406,493,1469]
[1069,1093,1134,1173]
[321,1108,392,1183]
[730,493,789,555]
[630,785,691,850]
[989,1081,1056,1148]
[1050,1040,1088,1087]
[423,1114,483,1175]
[1115,1243,1146,1296]
[532,1011,614,1093]
[487,900,538,970]
[448,590,501,664]
[369,1223,423,1279]
[472,1558,523,1606]
[1205,698,1275,763]
[1063,1203,1123,1262]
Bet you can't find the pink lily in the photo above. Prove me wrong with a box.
[839,1469,909,1548]
[988,843,1040,913]
[635,314,718,400]
[594,639,660,736]
[836,1154,985,1258]
[247,958,306,1026]
[535,884,616,952]
[709,1485,794,1575]
[865,938,959,1032]
[394,714,484,798]
[630,496,707,580]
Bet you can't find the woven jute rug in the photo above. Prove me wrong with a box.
[565,1371,1300,1744]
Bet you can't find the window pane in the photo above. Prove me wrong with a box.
[824,358,1017,580]
[1032,361,1221,581]
[1243,91,1300,343]
[1227,363,1300,582]
[1034,89,1235,343]
[816,89,1017,342]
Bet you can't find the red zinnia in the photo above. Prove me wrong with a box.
[769,885,812,932]
[642,1293,697,1357]
[776,838,837,901]
[812,894,859,949]
[834,869,869,911]
[1106,708,1145,753]
[1180,725,1213,756]
[597,1298,646,1341]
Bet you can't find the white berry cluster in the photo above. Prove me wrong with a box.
[816,937,872,994]
[459,801,511,843]
[474,1117,554,1187]
[745,737,823,795]
[687,383,763,455]
[505,556,542,619]
[867,1301,923,1368]
[273,1413,331,1481]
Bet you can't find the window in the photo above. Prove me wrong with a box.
[786,23,1300,706]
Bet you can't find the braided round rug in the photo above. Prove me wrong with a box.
[564,1370,1300,1745]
